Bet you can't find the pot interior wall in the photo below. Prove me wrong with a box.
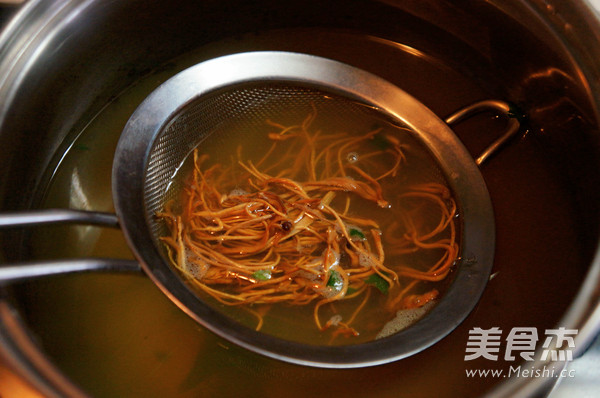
[0,1,599,397]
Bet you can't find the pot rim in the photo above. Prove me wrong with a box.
[0,0,599,397]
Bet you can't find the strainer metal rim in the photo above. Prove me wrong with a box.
[112,51,494,368]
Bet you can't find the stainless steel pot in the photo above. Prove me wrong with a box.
[0,1,599,397]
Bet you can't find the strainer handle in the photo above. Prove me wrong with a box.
[0,209,119,228]
[444,99,522,166]
[0,209,141,282]
[0,258,141,285]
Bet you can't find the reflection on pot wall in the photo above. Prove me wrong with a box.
[0,1,599,397]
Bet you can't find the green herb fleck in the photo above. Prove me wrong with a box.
[365,273,389,295]
[349,228,366,241]
[252,269,271,281]
[326,269,343,290]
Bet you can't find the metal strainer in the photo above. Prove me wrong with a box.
[0,51,520,368]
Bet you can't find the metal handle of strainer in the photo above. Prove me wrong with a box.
[0,100,520,284]
[0,210,140,284]
[445,99,523,166]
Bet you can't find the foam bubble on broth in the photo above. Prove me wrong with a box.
[376,301,436,339]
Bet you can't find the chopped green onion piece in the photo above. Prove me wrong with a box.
[252,269,271,281]
[326,270,343,291]
[365,273,389,295]
[349,228,366,241]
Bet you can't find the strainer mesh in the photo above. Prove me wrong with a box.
[145,84,377,240]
